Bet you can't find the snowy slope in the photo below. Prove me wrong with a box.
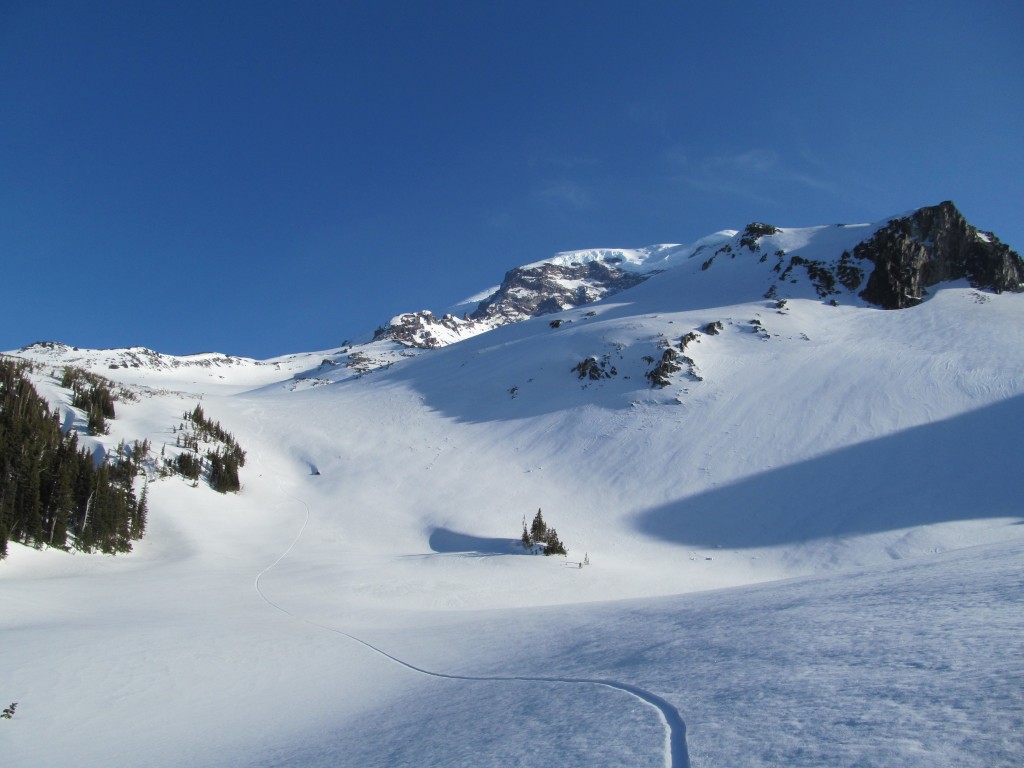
[2,204,1023,767]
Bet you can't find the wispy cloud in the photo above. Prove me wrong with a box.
[677,147,845,202]
[485,210,514,229]
[684,175,777,207]
[704,149,779,175]
[536,180,594,210]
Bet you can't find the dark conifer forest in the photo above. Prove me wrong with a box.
[173,404,246,493]
[0,359,146,559]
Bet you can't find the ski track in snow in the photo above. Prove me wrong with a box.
[253,473,690,768]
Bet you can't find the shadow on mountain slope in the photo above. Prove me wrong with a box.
[428,527,523,556]
[636,394,1024,548]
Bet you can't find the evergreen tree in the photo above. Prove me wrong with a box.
[520,518,532,549]
[530,509,547,543]
[517,508,569,556]
[206,448,241,493]
[543,527,567,556]
[130,482,148,540]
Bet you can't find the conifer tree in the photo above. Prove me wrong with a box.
[521,517,532,549]
[530,508,547,543]
[543,527,567,556]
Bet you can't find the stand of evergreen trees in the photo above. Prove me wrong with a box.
[60,367,128,435]
[0,359,146,559]
[170,405,246,493]
[520,508,567,555]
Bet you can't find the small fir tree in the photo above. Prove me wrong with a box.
[530,509,547,543]
[520,517,532,549]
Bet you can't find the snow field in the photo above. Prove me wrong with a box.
[3,251,1024,766]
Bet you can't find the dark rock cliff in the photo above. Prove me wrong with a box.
[854,201,1024,309]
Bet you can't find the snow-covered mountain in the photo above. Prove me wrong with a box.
[368,200,1022,353]
[2,201,1023,768]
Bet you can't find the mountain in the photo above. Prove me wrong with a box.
[351,200,1024,363]
[2,201,1023,768]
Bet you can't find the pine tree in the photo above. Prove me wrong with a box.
[543,527,567,556]
[530,508,547,543]
[132,483,148,539]
[520,517,532,549]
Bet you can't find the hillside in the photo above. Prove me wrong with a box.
[2,202,1023,767]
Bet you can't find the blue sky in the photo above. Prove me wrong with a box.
[2,1,1022,358]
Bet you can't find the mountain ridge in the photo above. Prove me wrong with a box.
[8,202,1020,377]
[364,200,1024,363]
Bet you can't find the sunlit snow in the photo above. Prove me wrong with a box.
[2,219,1023,767]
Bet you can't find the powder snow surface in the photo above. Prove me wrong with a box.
[2,236,1023,766]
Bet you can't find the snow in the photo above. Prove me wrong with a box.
[2,215,1023,766]
[447,286,500,316]
[528,240,723,275]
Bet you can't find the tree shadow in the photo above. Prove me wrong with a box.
[636,394,1024,548]
[428,527,524,556]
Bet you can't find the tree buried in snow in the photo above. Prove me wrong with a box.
[520,508,567,556]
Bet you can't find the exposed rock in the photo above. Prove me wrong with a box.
[471,260,647,325]
[739,222,780,252]
[645,348,682,388]
[571,356,617,381]
[375,259,649,349]
[373,310,469,349]
[854,201,1024,309]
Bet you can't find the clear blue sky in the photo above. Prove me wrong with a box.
[2,1,1022,358]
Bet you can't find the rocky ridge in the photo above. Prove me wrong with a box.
[13,342,268,372]
[11,203,1021,381]
[853,201,1024,308]
[375,258,651,349]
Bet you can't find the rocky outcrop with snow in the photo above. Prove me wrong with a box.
[852,201,1024,309]
[374,258,652,349]
[373,311,474,349]
[470,259,648,324]
[14,342,268,372]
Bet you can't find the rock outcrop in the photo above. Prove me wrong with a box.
[376,259,650,349]
[470,260,647,325]
[373,311,469,349]
[854,201,1024,309]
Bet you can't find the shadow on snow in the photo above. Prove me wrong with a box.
[428,527,525,556]
[636,394,1024,548]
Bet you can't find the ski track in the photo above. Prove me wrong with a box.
[253,474,691,768]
